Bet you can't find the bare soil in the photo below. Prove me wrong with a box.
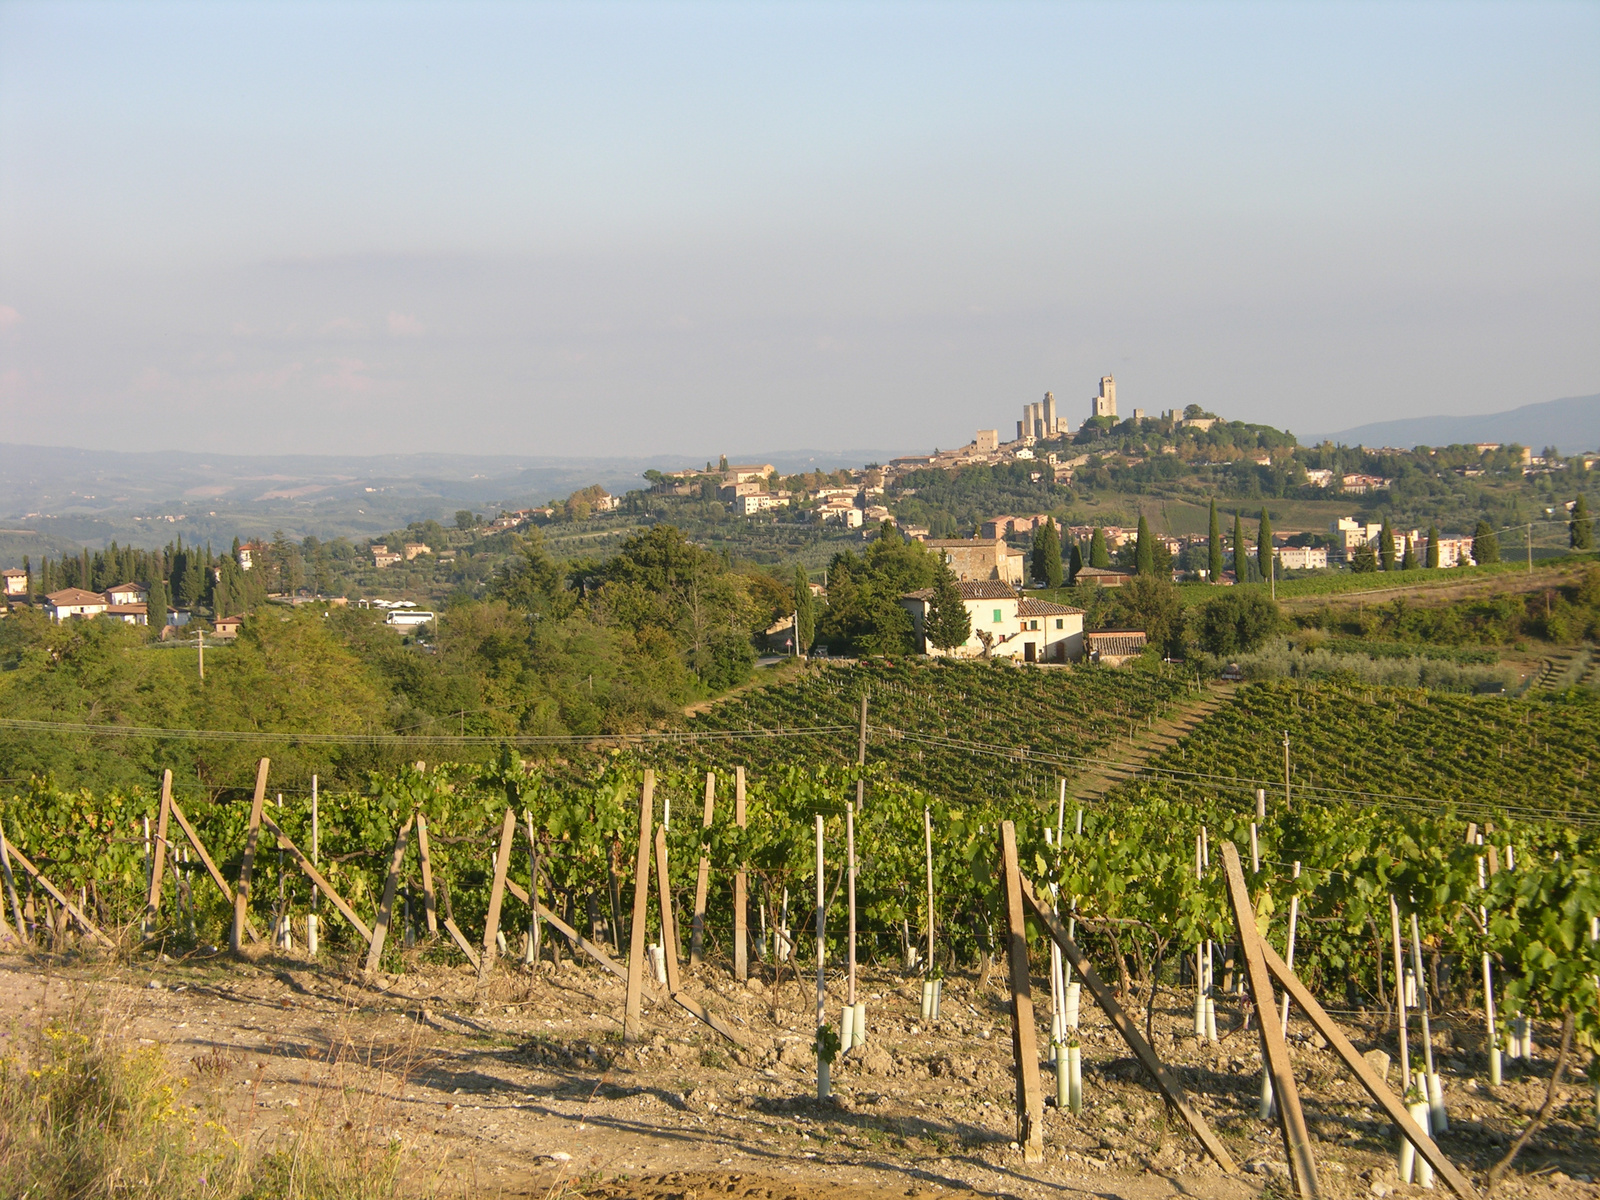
[2,947,1594,1200]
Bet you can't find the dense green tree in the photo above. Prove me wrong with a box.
[146,578,168,632]
[1208,499,1223,583]
[1379,517,1396,571]
[1350,540,1379,573]
[1089,527,1111,569]
[1110,574,1182,657]
[1133,515,1154,576]
[1474,519,1500,565]
[1426,523,1441,568]
[1067,541,1083,583]
[794,564,815,652]
[1195,590,1279,656]
[1032,519,1063,587]
[1572,495,1594,550]
[1256,508,1273,581]
[1400,535,1417,572]
[925,560,973,652]
[1232,510,1247,581]
[815,523,936,655]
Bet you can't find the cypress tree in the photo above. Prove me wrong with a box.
[1256,508,1273,581]
[1134,515,1154,576]
[1571,495,1593,550]
[1379,517,1396,571]
[1232,510,1247,581]
[1030,524,1049,584]
[925,561,972,651]
[21,555,30,597]
[1041,518,1063,587]
[1473,519,1499,565]
[146,578,168,632]
[1089,527,1110,569]
[793,564,815,652]
[1401,536,1417,572]
[1068,541,1082,583]
[1426,523,1441,568]
[1208,499,1223,583]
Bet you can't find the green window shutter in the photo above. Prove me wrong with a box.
[993,608,1002,623]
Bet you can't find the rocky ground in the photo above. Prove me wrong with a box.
[0,945,1593,1200]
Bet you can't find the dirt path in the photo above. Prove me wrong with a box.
[1067,687,1230,807]
[2,946,1591,1200]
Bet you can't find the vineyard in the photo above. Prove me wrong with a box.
[673,658,1195,801]
[2,675,1595,1027]
[1,669,1597,1195]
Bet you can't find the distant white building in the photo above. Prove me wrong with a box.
[1275,546,1329,571]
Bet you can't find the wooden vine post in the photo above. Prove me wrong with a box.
[624,770,655,1043]
[415,811,439,935]
[733,766,748,981]
[849,693,867,1004]
[690,771,715,965]
[998,821,1045,1163]
[364,815,414,976]
[231,758,271,954]
[0,814,26,943]
[1016,874,1236,1173]
[477,807,517,988]
[1220,841,1319,1200]
[143,769,174,929]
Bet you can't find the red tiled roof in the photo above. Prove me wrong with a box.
[903,580,1018,602]
[45,588,108,606]
[1017,598,1084,617]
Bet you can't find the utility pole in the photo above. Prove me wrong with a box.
[1270,552,1276,602]
[1527,523,1533,575]
[197,629,204,683]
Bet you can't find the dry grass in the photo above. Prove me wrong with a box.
[0,984,458,1200]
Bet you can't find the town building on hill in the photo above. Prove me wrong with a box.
[1090,376,1117,420]
[919,536,1026,585]
[1275,546,1329,571]
[899,580,1084,662]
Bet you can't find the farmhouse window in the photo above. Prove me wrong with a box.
[992,609,1002,623]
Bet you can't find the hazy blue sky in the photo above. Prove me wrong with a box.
[1,1,1596,460]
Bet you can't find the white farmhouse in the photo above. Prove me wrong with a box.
[899,580,1084,663]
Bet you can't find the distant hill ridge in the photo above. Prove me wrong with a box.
[1310,393,1600,453]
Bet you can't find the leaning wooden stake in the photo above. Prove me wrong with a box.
[4,842,113,946]
[506,875,630,982]
[260,815,373,942]
[623,770,655,1043]
[1220,842,1319,1200]
[690,771,715,965]
[171,797,262,943]
[0,814,31,943]
[364,815,414,976]
[1018,874,1237,1173]
[477,807,517,987]
[144,770,174,927]
[733,766,748,981]
[1256,936,1479,1200]
[654,824,683,993]
[415,813,439,935]
[998,821,1045,1164]
[231,757,271,954]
